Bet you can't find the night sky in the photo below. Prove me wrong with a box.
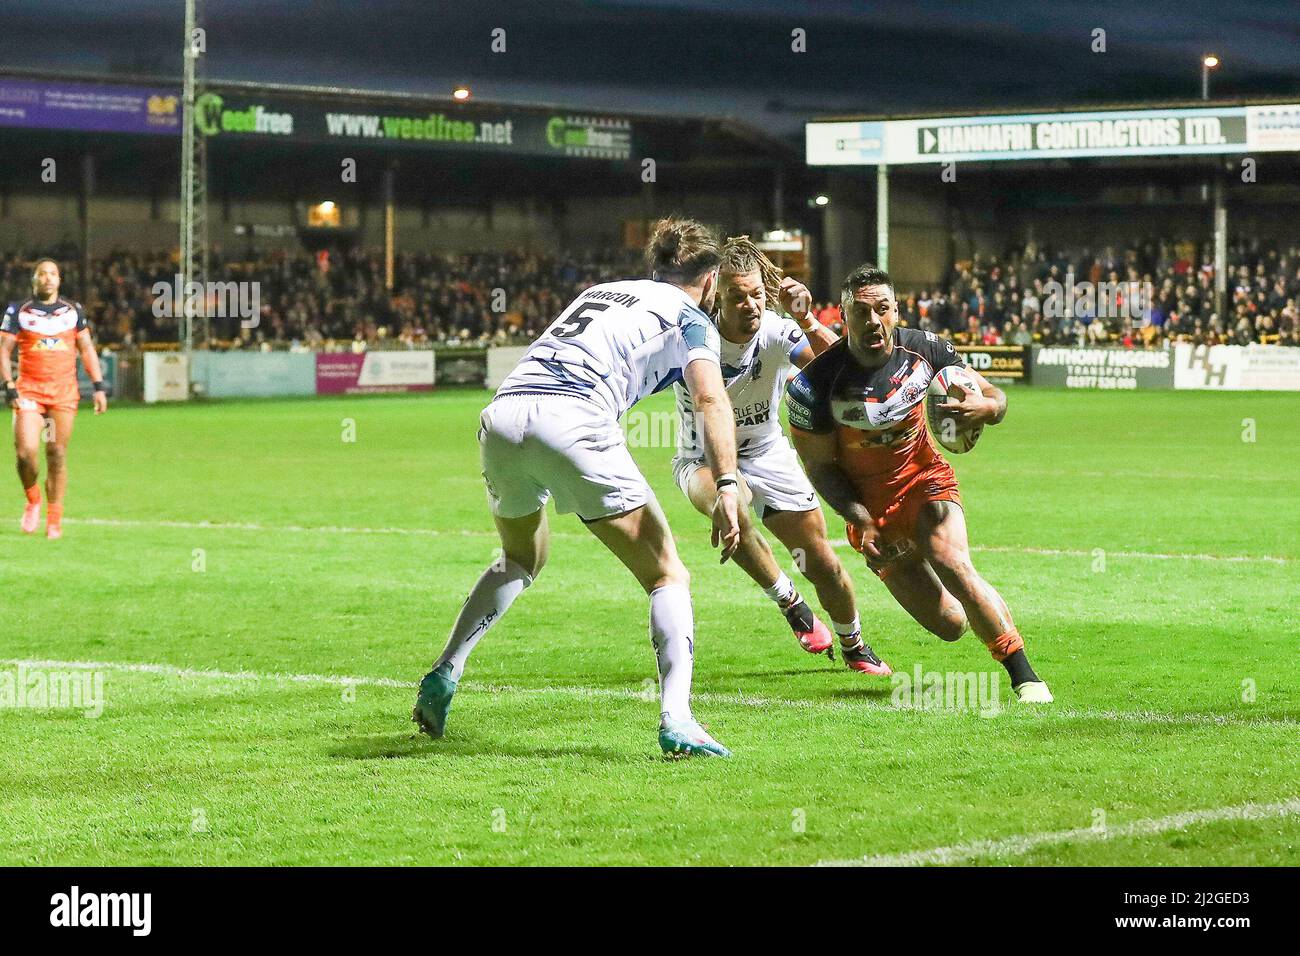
[2,0,1297,139]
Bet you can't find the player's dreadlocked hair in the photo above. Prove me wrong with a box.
[718,235,784,313]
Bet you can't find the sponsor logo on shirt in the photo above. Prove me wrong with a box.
[734,399,771,427]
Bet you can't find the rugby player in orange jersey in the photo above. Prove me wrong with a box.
[786,265,1052,703]
[1,258,108,539]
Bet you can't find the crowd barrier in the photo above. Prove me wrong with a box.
[76,352,118,398]
[1172,342,1300,390]
[1031,345,1173,390]
[1026,344,1300,391]
[191,352,317,399]
[955,345,1030,382]
[133,341,1300,402]
[143,349,439,401]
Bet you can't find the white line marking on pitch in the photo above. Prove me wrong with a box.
[3,658,1295,730]
[815,797,1300,867]
[62,517,1292,564]
[836,539,1289,565]
[65,517,461,538]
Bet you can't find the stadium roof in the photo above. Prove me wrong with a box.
[810,96,1300,125]
[2,0,1297,139]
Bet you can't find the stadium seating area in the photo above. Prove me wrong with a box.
[3,238,1297,350]
[883,239,1300,348]
[1,248,641,350]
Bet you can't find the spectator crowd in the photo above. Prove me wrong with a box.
[810,238,1300,349]
[3,237,1298,351]
[1,247,641,351]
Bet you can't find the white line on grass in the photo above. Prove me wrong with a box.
[904,542,1291,565]
[3,657,1295,730]
[62,517,1292,564]
[828,539,1289,565]
[65,516,459,538]
[815,797,1300,867]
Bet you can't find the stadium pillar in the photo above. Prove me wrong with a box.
[641,174,656,223]
[1213,174,1227,320]
[79,153,95,291]
[820,174,867,296]
[383,165,395,293]
[876,164,889,271]
[773,163,785,230]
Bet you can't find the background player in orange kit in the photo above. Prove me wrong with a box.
[786,265,1052,703]
[1,258,108,539]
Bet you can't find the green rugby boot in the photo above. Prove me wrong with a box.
[658,714,732,758]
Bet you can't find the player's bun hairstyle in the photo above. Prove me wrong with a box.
[646,217,721,285]
[841,264,894,305]
[719,235,783,311]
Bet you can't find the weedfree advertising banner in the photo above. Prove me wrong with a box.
[807,103,1300,165]
[0,79,633,160]
[193,91,634,160]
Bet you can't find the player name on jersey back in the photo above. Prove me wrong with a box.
[496,279,720,420]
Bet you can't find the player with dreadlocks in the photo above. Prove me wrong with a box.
[671,237,891,675]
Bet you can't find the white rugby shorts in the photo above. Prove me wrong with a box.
[480,393,653,521]
[672,438,818,516]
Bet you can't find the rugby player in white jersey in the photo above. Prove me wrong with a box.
[413,219,742,757]
[672,238,890,674]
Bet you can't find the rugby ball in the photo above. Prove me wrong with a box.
[926,366,983,454]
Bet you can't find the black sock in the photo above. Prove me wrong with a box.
[1001,649,1039,686]
[783,599,814,632]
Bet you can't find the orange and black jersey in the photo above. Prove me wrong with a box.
[785,327,966,487]
[1,298,88,405]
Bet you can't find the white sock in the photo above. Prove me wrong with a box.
[762,572,798,607]
[833,616,861,644]
[649,583,695,722]
[434,557,533,681]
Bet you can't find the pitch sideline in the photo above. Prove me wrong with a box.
[2,656,1295,731]
[61,516,1293,565]
[815,797,1300,866]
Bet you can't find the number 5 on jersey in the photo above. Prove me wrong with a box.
[550,301,610,338]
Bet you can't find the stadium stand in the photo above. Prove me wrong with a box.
[833,238,1300,348]
[3,238,1297,351]
[2,247,641,349]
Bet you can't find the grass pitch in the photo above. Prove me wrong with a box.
[1,387,1296,866]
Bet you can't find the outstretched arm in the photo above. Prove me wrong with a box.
[76,328,108,414]
[1,332,16,405]
[683,357,739,561]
